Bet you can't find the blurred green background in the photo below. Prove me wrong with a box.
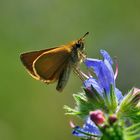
[0,0,140,140]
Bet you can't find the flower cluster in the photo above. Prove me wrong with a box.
[64,50,140,140]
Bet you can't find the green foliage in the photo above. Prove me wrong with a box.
[117,88,140,123]
[64,91,95,119]
[64,88,106,119]
[64,85,120,119]
[108,85,118,113]
[124,123,140,140]
[101,122,124,140]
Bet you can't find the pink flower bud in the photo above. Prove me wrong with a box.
[90,110,105,125]
[132,88,140,95]
[109,114,117,124]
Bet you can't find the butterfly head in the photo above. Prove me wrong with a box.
[75,32,89,51]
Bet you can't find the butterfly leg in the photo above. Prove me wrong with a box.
[73,67,89,81]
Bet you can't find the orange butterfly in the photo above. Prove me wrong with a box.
[20,32,89,92]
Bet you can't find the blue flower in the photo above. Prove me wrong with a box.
[72,117,101,139]
[84,50,123,103]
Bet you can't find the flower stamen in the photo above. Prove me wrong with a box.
[114,57,119,80]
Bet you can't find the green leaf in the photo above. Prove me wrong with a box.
[63,105,81,116]
[124,123,140,140]
[109,84,118,112]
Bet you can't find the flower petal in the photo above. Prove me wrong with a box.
[72,117,101,138]
[84,58,102,70]
[72,126,87,137]
[83,117,101,135]
[100,49,113,65]
[84,78,103,95]
[115,88,123,103]
[97,60,115,93]
[84,58,115,94]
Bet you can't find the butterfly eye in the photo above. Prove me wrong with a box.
[76,43,81,48]
[76,42,84,51]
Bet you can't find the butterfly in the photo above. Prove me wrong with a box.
[20,32,89,92]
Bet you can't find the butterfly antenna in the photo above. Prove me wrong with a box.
[81,32,89,40]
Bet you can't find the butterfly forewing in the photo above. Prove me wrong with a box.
[20,47,57,79]
[33,46,72,84]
